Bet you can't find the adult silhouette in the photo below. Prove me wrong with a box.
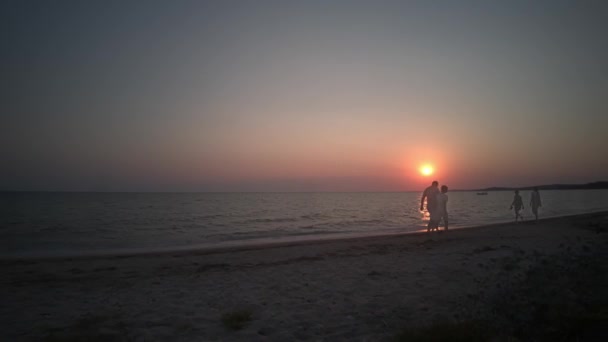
[420,180,440,232]
[510,190,524,222]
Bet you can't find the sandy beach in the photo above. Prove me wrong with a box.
[2,212,607,341]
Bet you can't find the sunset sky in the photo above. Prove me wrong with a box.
[2,0,607,191]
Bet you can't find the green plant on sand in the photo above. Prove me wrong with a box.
[221,309,253,331]
[394,320,491,342]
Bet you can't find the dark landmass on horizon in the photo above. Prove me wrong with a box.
[463,181,608,192]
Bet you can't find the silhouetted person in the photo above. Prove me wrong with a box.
[510,190,524,222]
[435,185,449,231]
[530,187,542,222]
[421,180,440,232]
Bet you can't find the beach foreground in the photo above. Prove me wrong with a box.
[2,212,608,341]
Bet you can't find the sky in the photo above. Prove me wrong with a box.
[1,0,607,191]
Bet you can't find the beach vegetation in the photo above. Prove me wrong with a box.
[482,246,608,341]
[42,313,129,342]
[394,320,491,342]
[221,309,253,331]
[472,246,497,254]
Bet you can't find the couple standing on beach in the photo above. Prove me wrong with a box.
[420,181,449,233]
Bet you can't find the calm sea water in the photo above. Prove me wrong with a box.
[1,190,607,258]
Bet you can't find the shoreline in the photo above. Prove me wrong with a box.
[3,210,607,341]
[3,210,607,262]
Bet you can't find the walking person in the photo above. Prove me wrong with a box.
[510,190,524,222]
[530,187,542,222]
[420,181,440,232]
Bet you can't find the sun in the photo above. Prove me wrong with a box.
[419,164,434,176]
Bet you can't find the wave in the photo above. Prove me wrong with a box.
[236,217,300,224]
[196,214,225,220]
[331,219,386,227]
[300,213,329,220]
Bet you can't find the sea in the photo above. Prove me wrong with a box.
[2,190,608,258]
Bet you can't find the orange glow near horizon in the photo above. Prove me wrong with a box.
[420,164,434,176]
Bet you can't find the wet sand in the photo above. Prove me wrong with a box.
[2,212,607,341]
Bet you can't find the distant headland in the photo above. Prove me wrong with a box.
[470,181,608,192]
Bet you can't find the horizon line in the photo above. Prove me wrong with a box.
[1,181,606,194]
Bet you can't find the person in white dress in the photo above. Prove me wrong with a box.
[530,187,542,222]
[433,185,449,231]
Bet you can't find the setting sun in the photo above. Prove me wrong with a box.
[420,165,434,176]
